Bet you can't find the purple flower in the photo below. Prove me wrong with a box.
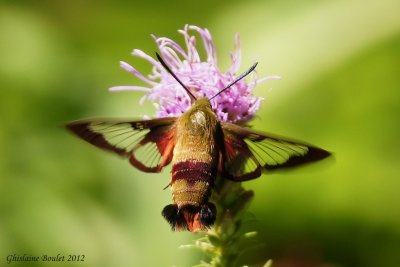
[110,25,279,124]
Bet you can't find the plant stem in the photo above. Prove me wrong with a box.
[186,176,271,267]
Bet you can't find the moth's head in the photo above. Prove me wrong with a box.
[191,97,212,110]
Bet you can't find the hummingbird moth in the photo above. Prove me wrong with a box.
[66,53,330,232]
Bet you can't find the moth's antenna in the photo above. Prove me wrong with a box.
[156,52,197,101]
[209,62,258,101]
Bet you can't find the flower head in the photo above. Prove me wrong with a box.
[110,25,279,124]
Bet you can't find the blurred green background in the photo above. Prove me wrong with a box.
[1,0,399,266]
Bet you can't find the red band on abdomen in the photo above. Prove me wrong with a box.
[172,161,216,185]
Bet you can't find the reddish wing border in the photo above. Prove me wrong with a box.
[219,129,262,181]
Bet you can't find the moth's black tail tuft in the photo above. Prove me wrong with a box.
[162,203,216,232]
[199,202,216,227]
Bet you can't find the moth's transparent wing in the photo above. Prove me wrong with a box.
[221,123,330,181]
[66,117,176,172]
